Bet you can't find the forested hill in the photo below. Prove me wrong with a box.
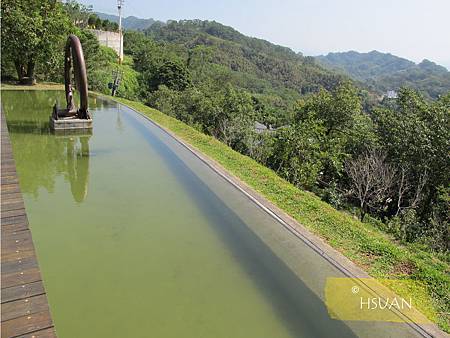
[96,13,449,99]
[95,12,159,30]
[317,50,450,98]
[142,20,346,98]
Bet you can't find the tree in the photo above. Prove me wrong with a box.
[294,83,364,185]
[88,14,97,28]
[63,0,92,28]
[143,60,192,92]
[1,0,74,83]
[428,186,450,251]
[211,86,256,150]
[268,117,325,189]
[146,85,181,118]
[95,17,102,30]
[374,88,449,213]
[372,88,449,248]
[345,151,397,221]
[187,45,215,83]
[297,82,362,136]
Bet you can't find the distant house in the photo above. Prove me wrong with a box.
[386,90,398,99]
[254,121,277,133]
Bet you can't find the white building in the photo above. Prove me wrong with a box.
[89,29,123,62]
[386,90,398,99]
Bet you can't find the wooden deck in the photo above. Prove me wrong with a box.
[1,111,57,337]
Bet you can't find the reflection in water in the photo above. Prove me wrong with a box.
[116,106,124,133]
[63,135,90,203]
[2,90,91,203]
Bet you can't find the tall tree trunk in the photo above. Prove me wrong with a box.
[360,202,366,221]
[14,60,25,82]
[25,60,36,84]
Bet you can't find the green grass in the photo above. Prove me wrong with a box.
[1,82,64,90]
[110,95,450,332]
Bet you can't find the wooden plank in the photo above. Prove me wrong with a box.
[1,172,18,179]
[2,160,16,166]
[1,201,26,212]
[1,208,27,218]
[1,109,56,337]
[1,294,50,321]
[1,215,28,226]
[1,311,54,337]
[2,281,46,303]
[1,200,25,209]
[0,169,16,175]
[1,267,42,289]
[2,223,30,234]
[1,197,25,205]
[1,224,29,234]
[1,241,37,264]
[1,167,17,174]
[2,255,39,275]
[1,230,34,251]
[14,327,57,338]
[1,192,23,200]
[1,192,24,200]
[1,184,22,194]
[1,176,19,185]
[1,161,17,166]
[1,248,37,264]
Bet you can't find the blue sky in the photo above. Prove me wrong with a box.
[80,0,450,69]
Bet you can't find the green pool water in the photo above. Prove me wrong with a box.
[2,91,422,338]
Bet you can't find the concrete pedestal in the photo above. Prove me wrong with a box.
[50,115,93,132]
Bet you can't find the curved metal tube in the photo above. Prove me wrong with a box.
[64,35,89,119]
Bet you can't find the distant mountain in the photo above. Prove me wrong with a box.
[95,12,160,31]
[316,51,450,98]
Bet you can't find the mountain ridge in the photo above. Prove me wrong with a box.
[316,50,450,98]
[95,11,161,30]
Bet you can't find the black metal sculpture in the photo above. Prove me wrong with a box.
[51,35,92,130]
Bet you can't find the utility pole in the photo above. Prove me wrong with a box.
[117,0,124,64]
[112,0,124,96]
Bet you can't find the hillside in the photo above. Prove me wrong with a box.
[95,12,159,30]
[317,50,450,98]
[143,20,346,98]
[96,12,450,100]
[96,15,347,101]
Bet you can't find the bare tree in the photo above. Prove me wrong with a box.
[345,151,397,221]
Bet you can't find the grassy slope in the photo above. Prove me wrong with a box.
[111,96,449,332]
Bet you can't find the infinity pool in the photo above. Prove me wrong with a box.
[2,91,422,338]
